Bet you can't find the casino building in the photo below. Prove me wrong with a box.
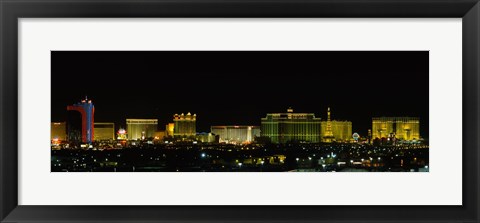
[210,125,260,144]
[126,119,158,140]
[173,112,196,138]
[372,117,420,141]
[261,108,321,144]
[51,122,67,142]
[320,107,352,143]
[67,97,95,143]
[165,123,175,137]
[93,122,115,141]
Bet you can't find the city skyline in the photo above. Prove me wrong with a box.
[51,51,429,137]
[56,100,423,142]
[51,51,429,172]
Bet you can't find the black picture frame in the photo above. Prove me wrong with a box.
[1,0,479,222]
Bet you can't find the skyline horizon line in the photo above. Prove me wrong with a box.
[55,100,423,137]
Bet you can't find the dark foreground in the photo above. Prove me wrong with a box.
[51,143,429,172]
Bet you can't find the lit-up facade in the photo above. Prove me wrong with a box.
[321,121,352,142]
[320,108,352,142]
[93,122,115,141]
[165,123,175,137]
[51,122,67,141]
[261,108,321,144]
[210,126,260,144]
[117,128,127,140]
[67,97,95,143]
[195,132,219,143]
[173,112,196,137]
[126,119,158,140]
[372,117,420,141]
[322,107,335,142]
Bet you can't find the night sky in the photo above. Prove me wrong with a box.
[51,51,429,137]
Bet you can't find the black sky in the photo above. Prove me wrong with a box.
[51,51,429,137]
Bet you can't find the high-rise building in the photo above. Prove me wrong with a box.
[93,122,115,141]
[320,108,352,142]
[51,122,67,141]
[67,97,94,143]
[165,123,175,137]
[126,119,158,140]
[261,108,321,144]
[211,126,261,144]
[173,112,196,138]
[321,121,352,142]
[372,117,420,141]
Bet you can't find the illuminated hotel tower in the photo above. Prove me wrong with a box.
[165,123,175,137]
[322,107,335,143]
[126,119,158,140]
[173,112,196,137]
[261,107,321,144]
[51,122,67,141]
[67,97,94,143]
[320,108,352,142]
[372,117,420,141]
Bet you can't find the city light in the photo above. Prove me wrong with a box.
[52,100,428,172]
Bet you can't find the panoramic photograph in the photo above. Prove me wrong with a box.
[51,51,429,172]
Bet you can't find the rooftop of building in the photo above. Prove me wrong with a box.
[262,108,319,117]
[126,119,159,123]
[372,117,420,120]
[262,109,320,120]
[211,125,260,128]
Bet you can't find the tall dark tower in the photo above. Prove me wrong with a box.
[67,97,95,143]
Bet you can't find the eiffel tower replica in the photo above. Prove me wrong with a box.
[323,107,335,143]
